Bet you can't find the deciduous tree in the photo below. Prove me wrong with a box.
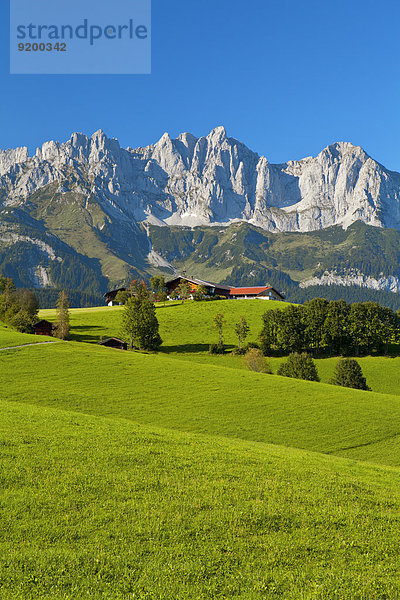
[213,313,226,346]
[235,316,250,350]
[150,276,168,305]
[277,352,319,381]
[304,298,329,354]
[276,305,307,354]
[323,300,350,355]
[259,308,283,355]
[194,285,208,301]
[121,294,162,351]
[176,281,192,303]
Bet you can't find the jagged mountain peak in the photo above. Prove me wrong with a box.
[1,127,400,233]
[319,141,370,162]
[207,125,228,142]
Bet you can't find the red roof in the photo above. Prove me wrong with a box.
[229,287,271,296]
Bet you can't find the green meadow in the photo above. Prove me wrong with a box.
[2,399,400,600]
[39,299,400,396]
[3,341,400,465]
[39,299,291,348]
[2,299,400,598]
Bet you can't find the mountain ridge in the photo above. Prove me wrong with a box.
[3,127,400,232]
[2,127,400,303]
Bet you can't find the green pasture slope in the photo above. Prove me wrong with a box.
[1,398,400,600]
[39,299,291,347]
[3,342,400,466]
[3,304,400,597]
[40,300,400,397]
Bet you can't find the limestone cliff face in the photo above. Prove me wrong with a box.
[3,127,400,293]
[299,269,400,294]
[1,127,400,233]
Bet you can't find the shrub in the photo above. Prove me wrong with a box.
[245,341,260,351]
[277,352,319,381]
[243,349,272,373]
[232,346,246,356]
[329,358,370,390]
[233,341,260,355]
[9,310,34,334]
[209,343,226,355]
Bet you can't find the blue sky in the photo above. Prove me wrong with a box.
[2,0,400,170]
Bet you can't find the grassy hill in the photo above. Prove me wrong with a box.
[3,306,400,597]
[1,398,400,599]
[39,299,291,347]
[2,341,400,467]
[39,300,400,397]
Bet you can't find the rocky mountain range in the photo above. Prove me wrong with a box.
[2,126,400,304]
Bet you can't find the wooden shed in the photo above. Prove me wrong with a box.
[33,320,54,336]
[99,337,127,350]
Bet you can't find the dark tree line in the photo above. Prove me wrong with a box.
[287,284,400,311]
[260,298,400,356]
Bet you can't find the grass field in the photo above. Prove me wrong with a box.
[39,299,291,348]
[2,342,400,466]
[2,301,400,597]
[39,300,400,397]
[1,399,400,599]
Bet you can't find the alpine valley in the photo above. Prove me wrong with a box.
[2,126,400,306]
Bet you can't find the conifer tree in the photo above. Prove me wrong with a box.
[329,358,370,390]
[55,291,70,340]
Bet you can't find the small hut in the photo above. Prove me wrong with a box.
[33,320,54,336]
[99,337,127,350]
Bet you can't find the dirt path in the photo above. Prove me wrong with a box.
[0,341,61,351]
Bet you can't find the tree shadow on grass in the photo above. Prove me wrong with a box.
[160,343,211,354]
[69,325,105,343]
[155,303,182,309]
[160,343,235,354]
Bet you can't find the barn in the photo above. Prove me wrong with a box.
[166,276,284,301]
[99,337,128,350]
[33,320,54,336]
[166,276,231,298]
[229,286,284,300]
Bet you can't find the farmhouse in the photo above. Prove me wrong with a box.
[166,276,284,300]
[166,276,231,297]
[33,320,54,336]
[104,288,126,306]
[99,337,127,350]
[229,286,284,300]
